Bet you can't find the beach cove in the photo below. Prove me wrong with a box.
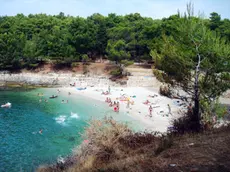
[1,72,229,172]
[0,86,185,171]
[0,86,166,171]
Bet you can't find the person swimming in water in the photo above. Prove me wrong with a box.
[39,129,43,134]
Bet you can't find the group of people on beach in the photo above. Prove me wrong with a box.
[148,104,172,118]
[105,97,119,112]
[144,97,173,118]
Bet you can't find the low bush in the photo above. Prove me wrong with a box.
[37,117,230,172]
[171,109,203,134]
[120,60,134,67]
[71,62,79,68]
[28,63,39,68]
[110,68,122,76]
[153,68,165,82]
[159,84,172,97]
[82,54,90,65]
[69,117,171,171]
[153,68,174,85]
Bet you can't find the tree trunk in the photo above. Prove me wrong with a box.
[193,50,201,132]
[100,54,103,63]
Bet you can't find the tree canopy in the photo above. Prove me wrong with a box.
[152,3,230,131]
[0,11,229,70]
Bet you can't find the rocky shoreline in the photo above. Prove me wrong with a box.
[0,72,159,88]
[0,73,117,87]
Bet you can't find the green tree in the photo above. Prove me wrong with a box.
[209,12,221,31]
[23,40,37,63]
[106,40,131,63]
[152,3,230,131]
[0,10,228,72]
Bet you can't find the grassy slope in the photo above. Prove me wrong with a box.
[37,119,230,172]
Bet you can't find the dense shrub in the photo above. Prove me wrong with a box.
[71,62,79,68]
[171,109,204,134]
[37,118,230,172]
[159,84,172,97]
[110,68,122,76]
[152,68,165,82]
[82,54,90,65]
[120,60,134,67]
[28,63,39,68]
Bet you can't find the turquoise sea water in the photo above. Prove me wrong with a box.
[0,88,143,171]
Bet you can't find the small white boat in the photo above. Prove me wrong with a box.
[1,102,11,108]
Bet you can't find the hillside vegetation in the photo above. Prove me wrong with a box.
[0,8,229,70]
[37,118,230,172]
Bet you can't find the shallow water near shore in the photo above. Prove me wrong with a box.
[0,88,144,171]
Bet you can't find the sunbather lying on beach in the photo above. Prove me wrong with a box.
[119,95,129,101]
[70,82,76,87]
[148,94,158,98]
[105,98,112,103]
[143,100,150,105]
[102,91,109,95]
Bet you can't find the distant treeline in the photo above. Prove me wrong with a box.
[0,12,229,69]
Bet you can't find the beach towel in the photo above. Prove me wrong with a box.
[76,87,87,91]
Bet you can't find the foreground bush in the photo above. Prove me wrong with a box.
[37,118,230,172]
[37,118,171,172]
[70,117,170,171]
[120,60,134,67]
[109,67,122,76]
[159,84,172,97]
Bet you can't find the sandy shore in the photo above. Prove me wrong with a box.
[58,86,187,133]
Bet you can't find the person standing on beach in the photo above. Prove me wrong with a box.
[117,101,120,112]
[149,105,153,117]
[168,104,172,115]
[108,86,111,94]
[127,99,130,108]
[187,103,193,114]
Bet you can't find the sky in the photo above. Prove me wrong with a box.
[0,0,229,19]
